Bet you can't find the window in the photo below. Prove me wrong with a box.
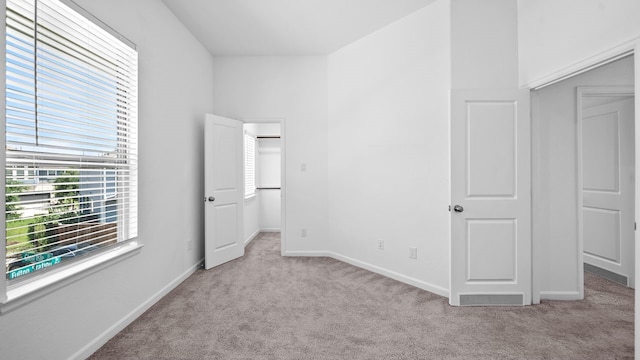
[244,133,256,198]
[4,0,137,284]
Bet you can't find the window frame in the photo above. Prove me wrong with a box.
[0,0,141,311]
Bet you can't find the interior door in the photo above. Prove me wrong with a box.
[580,92,635,287]
[204,114,244,269]
[450,89,531,306]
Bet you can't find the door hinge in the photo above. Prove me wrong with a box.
[448,205,451,212]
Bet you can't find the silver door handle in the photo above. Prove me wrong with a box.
[453,205,464,213]
[208,196,216,202]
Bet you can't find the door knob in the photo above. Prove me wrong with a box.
[453,205,464,213]
[208,196,216,202]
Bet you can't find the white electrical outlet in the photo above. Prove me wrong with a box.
[301,229,308,237]
[409,247,417,259]
[378,239,384,250]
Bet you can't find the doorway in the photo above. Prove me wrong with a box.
[578,86,635,288]
[242,120,285,254]
[532,55,636,301]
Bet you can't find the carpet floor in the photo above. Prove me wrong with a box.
[89,232,634,359]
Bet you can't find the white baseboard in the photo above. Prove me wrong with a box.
[244,229,260,247]
[70,259,204,360]
[539,291,582,301]
[283,250,449,298]
[328,252,449,298]
[245,229,280,247]
[284,250,330,257]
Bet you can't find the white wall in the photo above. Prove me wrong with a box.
[212,57,328,254]
[257,137,282,231]
[327,0,451,296]
[259,190,281,231]
[254,123,281,137]
[244,194,260,243]
[533,56,634,298]
[0,1,214,359]
[518,0,640,86]
[451,0,518,88]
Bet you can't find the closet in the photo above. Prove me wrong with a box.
[243,123,281,243]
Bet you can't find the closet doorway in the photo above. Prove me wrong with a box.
[242,120,285,254]
[532,55,635,301]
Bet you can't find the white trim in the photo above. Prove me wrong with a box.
[244,230,281,248]
[69,259,204,360]
[1,241,143,313]
[633,39,640,360]
[539,291,582,301]
[284,251,330,257]
[330,252,449,298]
[279,121,286,257]
[283,250,449,298]
[531,90,541,305]
[259,228,280,233]
[244,229,260,247]
[526,38,637,90]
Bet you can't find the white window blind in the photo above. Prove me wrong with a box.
[5,0,138,281]
[244,133,255,197]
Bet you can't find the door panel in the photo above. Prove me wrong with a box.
[213,124,239,190]
[205,114,244,269]
[467,219,516,281]
[583,111,619,192]
[451,89,531,306]
[579,93,635,287]
[583,207,620,262]
[214,204,239,249]
[468,102,516,197]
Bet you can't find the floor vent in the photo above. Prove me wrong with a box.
[584,263,628,286]
[459,294,523,306]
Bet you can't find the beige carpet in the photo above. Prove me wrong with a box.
[89,232,634,359]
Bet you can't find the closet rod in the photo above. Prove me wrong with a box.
[257,136,281,139]
[257,187,281,190]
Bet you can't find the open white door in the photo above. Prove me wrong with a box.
[579,87,635,288]
[450,89,531,306]
[204,114,244,269]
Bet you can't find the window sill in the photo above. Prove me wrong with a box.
[244,194,256,200]
[1,240,143,314]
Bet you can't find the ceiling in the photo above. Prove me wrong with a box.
[161,0,436,56]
